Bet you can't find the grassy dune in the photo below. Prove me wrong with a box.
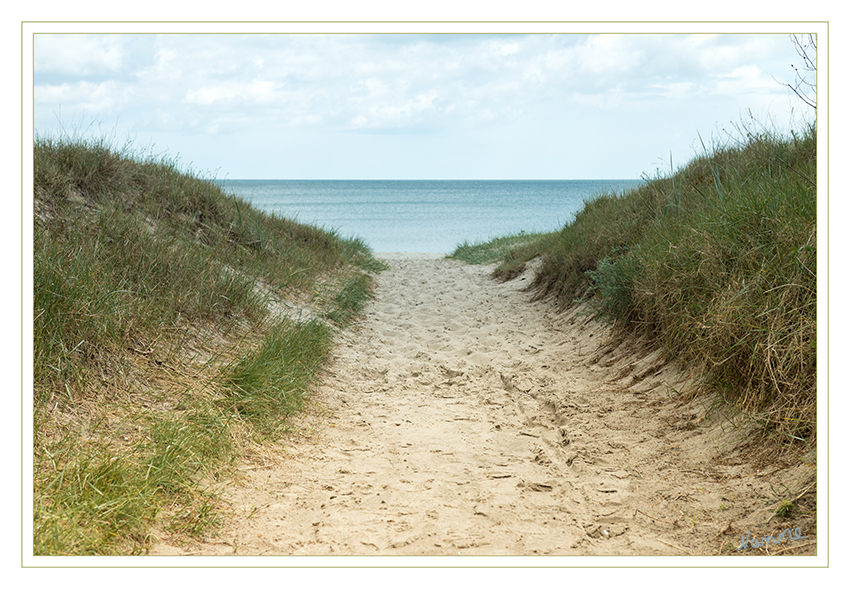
[33,118,817,553]
[452,121,817,448]
[32,135,385,554]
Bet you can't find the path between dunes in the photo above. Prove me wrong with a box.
[152,253,816,557]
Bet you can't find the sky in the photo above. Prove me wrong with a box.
[32,28,817,180]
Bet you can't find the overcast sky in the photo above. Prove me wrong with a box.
[32,30,816,180]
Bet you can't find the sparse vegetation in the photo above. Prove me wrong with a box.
[32,134,385,554]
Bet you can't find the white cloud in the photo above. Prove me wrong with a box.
[714,65,776,93]
[648,81,697,99]
[184,79,280,106]
[139,47,183,84]
[578,34,646,76]
[32,32,810,178]
[34,34,124,75]
[35,80,126,113]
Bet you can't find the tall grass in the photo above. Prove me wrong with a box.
[626,125,816,434]
[34,402,232,555]
[463,121,817,444]
[219,319,334,435]
[33,134,383,554]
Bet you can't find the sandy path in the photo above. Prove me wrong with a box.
[152,254,817,557]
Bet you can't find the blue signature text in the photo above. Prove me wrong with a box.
[737,528,807,552]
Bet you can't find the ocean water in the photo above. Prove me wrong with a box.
[220,180,644,253]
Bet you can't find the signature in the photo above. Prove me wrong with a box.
[738,527,807,552]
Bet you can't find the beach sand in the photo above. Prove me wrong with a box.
[151,253,816,557]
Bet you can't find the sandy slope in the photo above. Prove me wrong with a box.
[151,254,816,557]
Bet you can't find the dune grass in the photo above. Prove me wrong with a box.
[32,134,384,554]
[219,318,334,435]
[455,119,817,447]
[449,231,556,280]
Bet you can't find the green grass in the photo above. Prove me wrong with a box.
[33,133,384,554]
[449,231,556,280]
[321,272,379,327]
[34,400,233,555]
[219,319,334,435]
[453,119,817,445]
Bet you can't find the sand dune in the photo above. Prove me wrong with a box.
[151,254,816,557]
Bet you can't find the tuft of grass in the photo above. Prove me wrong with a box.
[218,319,334,435]
[775,500,796,519]
[33,133,384,554]
[449,231,555,280]
[33,401,233,555]
[322,272,378,327]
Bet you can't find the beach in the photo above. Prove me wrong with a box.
[150,253,816,557]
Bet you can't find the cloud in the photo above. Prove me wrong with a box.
[714,65,776,93]
[35,34,125,76]
[32,32,808,178]
[185,79,280,106]
[37,34,793,128]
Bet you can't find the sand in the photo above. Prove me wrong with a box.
[150,253,816,558]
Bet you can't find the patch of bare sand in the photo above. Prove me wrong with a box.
[151,254,816,557]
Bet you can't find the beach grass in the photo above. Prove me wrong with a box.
[219,318,334,436]
[32,134,383,554]
[449,231,556,279]
[456,118,817,448]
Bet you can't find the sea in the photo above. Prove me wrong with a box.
[220,180,645,253]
